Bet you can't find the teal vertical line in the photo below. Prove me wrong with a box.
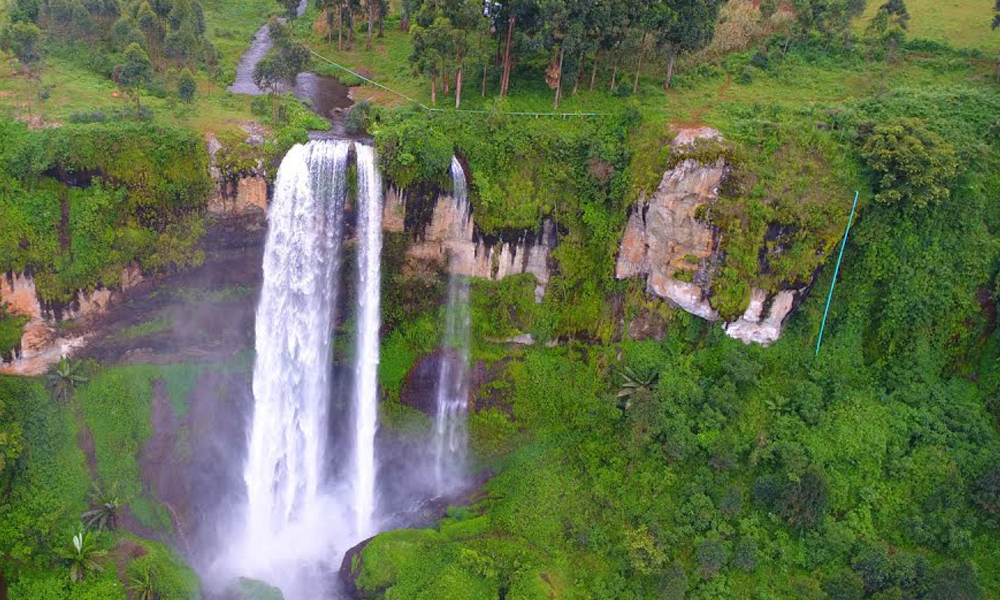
[815,190,860,357]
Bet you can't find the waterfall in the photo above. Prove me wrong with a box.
[351,144,383,539]
[239,140,349,598]
[432,157,472,495]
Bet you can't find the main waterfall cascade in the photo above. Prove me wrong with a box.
[222,139,385,599]
[351,144,383,539]
[238,140,351,598]
[432,157,472,494]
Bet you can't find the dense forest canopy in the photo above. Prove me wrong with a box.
[1,0,1000,598]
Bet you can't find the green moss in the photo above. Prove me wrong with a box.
[76,367,168,532]
[114,316,173,341]
[0,306,29,360]
[227,578,284,600]
[0,119,212,302]
[0,376,90,571]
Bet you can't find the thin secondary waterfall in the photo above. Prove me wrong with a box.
[433,157,472,494]
[351,144,383,539]
[240,140,349,596]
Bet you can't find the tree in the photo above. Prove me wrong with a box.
[861,118,959,212]
[46,358,89,403]
[0,21,43,116]
[279,0,300,18]
[253,20,310,120]
[115,42,153,116]
[59,530,107,583]
[780,467,829,531]
[177,69,196,101]
[650,0,723,91]
[0,22,42,74]
[867,0,909,57]
[410,17,451,104]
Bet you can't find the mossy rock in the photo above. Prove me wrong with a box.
[225,577,284,600]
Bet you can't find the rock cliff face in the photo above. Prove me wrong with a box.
[385,185,555,301]
[615,129,803,345]
[205,132,269,216]
[0,267,144,375]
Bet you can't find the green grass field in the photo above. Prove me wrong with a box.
[860,0,999,52]
[301,7,995,133]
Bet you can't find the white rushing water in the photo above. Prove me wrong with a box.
[432,157,472,494]
[351,144,383,539]
[236,140,351,599]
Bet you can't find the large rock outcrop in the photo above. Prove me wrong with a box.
[385,186,555,301]
[615,128,803,345]
[0,267,143,375]
[205,132,269,217]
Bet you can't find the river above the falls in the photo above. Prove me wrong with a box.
[229,0,353,129]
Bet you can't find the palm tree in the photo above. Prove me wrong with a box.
[129,569,159,600]
[616,366,659,410]
[46,357,88,402]
[81,482,122,532]
[60,529,106,583]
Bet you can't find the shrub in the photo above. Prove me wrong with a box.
[177,70,196,103]
[860,118,959,212]
[822,568,865,600]
[696,538,727,577]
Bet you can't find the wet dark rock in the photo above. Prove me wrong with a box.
[399,349,446,415]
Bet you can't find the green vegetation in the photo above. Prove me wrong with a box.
[356,3,1000,596]
[115,315,173,340]
[0,119,210,302]
[0,303,29,360]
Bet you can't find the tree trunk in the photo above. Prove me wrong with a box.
[431,75,437,105]
[572,58,581,95]
[553,45,564,109]
[633,34,646,94]
[481,63,488,96]
[366,4,373,50]
[401,9,409,31]
[663,48,676,90]
[455,67,463,108]
[378,12,383,37]
[500,14,516,97]
[337,7,343,50]
[589,58,596,90]
[444,71,450,94]
[610,61,618,92]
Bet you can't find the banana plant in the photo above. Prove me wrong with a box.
[60,529,106,583]
[46,357,89,402]
[81,482,122,532]
[616,366,659,410]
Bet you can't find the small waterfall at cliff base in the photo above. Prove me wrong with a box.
[432,157,472,495]
[351,144,383,539]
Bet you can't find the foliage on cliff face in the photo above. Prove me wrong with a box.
[0,119,211,302]
[374,105,637,340]
[361,46,1000,600]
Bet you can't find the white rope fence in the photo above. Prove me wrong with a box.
[309,50,608,118]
